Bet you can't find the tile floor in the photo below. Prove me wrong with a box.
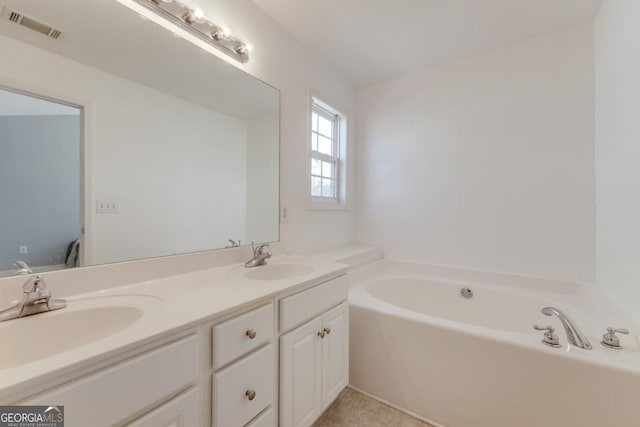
[313,387,435,427]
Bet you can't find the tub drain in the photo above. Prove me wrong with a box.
[460,287,473,299]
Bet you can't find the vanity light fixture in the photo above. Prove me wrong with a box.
[132,0,250,63]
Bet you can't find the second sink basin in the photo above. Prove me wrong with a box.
[244,263,315,281]
[0,295,162,369]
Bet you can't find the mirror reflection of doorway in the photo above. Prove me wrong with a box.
[0,87,82,277]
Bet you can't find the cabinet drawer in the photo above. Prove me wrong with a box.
[213,344,274,427]
[246,407,275,427]
[23,335,199,427]
[280,275,347,333]
[214,303,273,369]
[127,387,199,427]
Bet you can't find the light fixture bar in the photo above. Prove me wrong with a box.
[131,0,249,63]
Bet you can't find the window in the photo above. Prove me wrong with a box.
[309,97,345,206]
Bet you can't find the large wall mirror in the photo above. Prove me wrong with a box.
[0,0,280,277]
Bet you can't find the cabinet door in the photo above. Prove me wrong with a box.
[127,387,199,427]
[280,316,323,427]
[321,301,349,410]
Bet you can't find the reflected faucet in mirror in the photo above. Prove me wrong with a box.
[226,239,242,248]
[13,261,32,276]
[0,276,67,322]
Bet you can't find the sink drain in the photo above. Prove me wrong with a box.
[460,287,473,299]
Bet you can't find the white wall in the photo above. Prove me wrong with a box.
[356,25,595,282]
[595,1,640,314]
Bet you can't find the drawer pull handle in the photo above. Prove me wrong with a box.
[246,389,256,401]
[324,327,331,335]
[318,330,326,338]
[246,329,257,339]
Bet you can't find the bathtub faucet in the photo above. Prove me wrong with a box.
[541,307,592,350]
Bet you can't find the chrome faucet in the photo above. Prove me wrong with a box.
[0,276,67,322]
[13,261,32,275]
[541,306,592,350]
[244,243,271,268]
[226,239,241,248]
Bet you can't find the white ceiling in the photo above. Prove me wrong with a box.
[252,0,604,86]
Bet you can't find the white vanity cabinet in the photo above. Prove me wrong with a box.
[279,276,349,427]
[5,267,349,427]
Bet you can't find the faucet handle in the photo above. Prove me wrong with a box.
[253,242,270,255]
[533,325,561,348]
[22,275,47,293]
[601,327,629,350]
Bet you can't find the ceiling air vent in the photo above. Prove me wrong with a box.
[1,7,65,40]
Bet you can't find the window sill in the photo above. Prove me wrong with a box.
[306,198,348,211]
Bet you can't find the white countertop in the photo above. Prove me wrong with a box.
[0,255,350,401]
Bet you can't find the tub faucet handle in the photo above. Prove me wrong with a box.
[601,327,629,350]
[534,325,561,348]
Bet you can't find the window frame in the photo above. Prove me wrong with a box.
[307,94,347,210]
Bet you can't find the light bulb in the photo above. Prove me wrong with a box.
[211,27,226,41]
[234,43,248,56]
[193,8,205,22]
[183,8,205,24]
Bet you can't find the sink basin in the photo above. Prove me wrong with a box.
[244,263,315,281]
[0,295,161,369]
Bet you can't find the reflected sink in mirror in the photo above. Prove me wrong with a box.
[244,264,315,281]
[0,295,162,369]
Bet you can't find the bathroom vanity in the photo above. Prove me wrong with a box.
[0,0,349,425]
[0,257,349,426]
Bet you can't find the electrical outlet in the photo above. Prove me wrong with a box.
[19,246,27,254]
[96,200,119,214]
[280,205,288,223]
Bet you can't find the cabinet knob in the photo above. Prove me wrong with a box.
[246,329,257,339]
[324,327,331,335]
[246,389,256,401]
[317,330,326,338]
